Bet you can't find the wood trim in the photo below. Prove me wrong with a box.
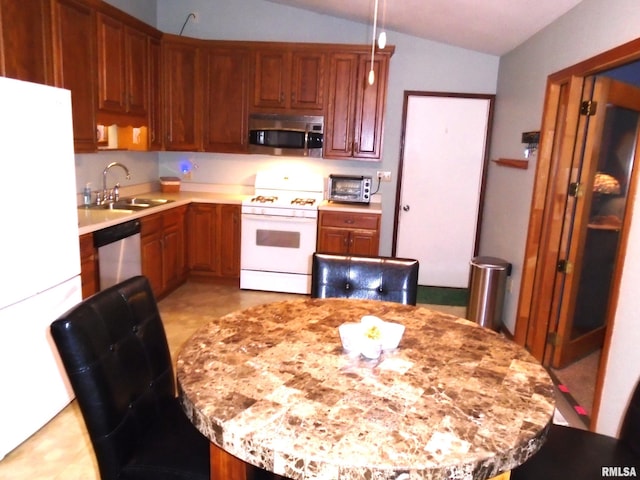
[161,33,396,57]
[515,36,640,429]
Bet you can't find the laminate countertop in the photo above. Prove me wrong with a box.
[177,298,555,480]
[77,190,247,235]
[78,191,382,235]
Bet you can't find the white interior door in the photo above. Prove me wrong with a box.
[395,94,492,288]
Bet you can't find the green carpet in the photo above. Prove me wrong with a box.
[417,286,468,306]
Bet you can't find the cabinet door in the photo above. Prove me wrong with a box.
[79,233,98,299]
[325,53,358,158]
[124,26,148,117]
[162,207,186,293]
[187,203,217,272]
[140,214,164,298]
[325,52,389,160]
[353,53,388,159]
[317,228,350,254]
[0,0,53,85]
[96,13,125,113]
[290,51,325,111]
[203,46,250,153]
[219,204,241,278]
[163,38,201,150]
[162,221,180,292]
[51,0,97,153]
[148,37,163,149]
[350,230,379,256]
[253,49,289,110]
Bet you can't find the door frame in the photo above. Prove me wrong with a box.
[514,36,640,428]
[392,91,495,262]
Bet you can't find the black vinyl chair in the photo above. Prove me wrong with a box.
[311,252,419,305]
[511,379,640,479]
[50,275,210,480]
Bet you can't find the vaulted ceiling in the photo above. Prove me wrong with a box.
[265,0,584,55]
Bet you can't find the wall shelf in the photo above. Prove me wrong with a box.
[492,158,529,169]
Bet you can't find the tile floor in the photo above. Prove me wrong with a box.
[0,281,575,479]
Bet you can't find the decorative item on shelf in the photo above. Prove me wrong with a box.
[338,315,405,359]
[522,131,540,158]
[160,176,181,193]
[593,172,621,194]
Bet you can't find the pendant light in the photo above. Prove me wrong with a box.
[368,0,387,85]
[377,0,387,48]
[368,0,379,85]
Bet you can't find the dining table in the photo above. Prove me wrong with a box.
[176,298,555,480]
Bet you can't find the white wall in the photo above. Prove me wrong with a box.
[483,0,640,435]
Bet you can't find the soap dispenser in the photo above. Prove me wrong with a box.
[83,183,92,206]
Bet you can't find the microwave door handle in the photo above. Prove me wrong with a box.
[303,131,309,156]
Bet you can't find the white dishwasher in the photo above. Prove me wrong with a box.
[93,219,142,290]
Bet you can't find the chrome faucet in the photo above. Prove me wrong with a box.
[102,162,131,202]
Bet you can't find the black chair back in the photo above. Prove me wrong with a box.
[311,253,419,305]
[620,378,640,456]
[511,378,640,479]
[50,275,208,480]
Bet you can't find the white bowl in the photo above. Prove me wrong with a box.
[380,321,405,350]
[338,322,364,354]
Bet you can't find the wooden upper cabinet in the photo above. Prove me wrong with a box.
[96,11,148,123]
[163,35,202,151]
[291,51,325,111]
[252,47,325,113]
[0,0,53,85]
[148,37,163,150]
[325,51,391,160]
[203,45,250,153]
[51,0,97,153]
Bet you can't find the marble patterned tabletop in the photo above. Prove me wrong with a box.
[177,298,555,480]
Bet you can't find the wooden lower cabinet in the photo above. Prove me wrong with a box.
[317,210,380,256]
[140,206,187,298]
[79,232,98,299]
[187,203,241,279]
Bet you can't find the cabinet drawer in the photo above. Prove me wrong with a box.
[162,205,186,228]
[140,212,162,236]
[319,211,379,230]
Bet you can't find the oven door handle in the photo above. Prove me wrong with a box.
[241,213,317,223]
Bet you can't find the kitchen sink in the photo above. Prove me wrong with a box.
[84,197,174,211]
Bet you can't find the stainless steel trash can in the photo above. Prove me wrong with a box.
[467,256,511,331]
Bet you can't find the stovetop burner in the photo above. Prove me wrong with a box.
[291,198,316,206]
[251,195,278,204]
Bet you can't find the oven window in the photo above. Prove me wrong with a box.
[256,229,301,248]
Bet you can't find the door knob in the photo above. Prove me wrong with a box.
[402,205,410,212]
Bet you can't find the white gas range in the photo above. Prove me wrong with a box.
[240,171,325,294]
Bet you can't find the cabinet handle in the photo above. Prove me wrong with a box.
[344,219,355,225]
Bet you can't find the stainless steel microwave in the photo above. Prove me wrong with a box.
[327,174,372,204]
[248,113,323,157]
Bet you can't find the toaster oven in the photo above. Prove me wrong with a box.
[327,174,372,204]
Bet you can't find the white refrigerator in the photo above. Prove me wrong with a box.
[0,77,82,460]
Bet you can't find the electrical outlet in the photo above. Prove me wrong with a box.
[191,11,199,23]
[377,171,392,182]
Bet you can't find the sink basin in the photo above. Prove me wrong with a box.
[84,197,174,211]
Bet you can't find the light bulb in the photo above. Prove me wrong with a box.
[368,69,375,85]
[378,31,387,49]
